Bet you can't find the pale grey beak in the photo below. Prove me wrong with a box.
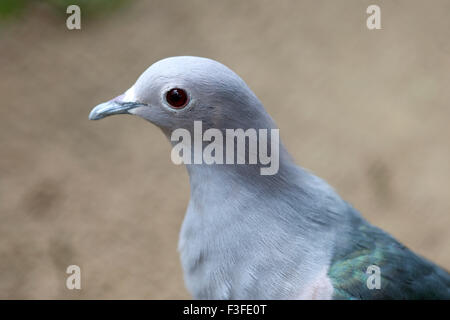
[89,98,147,120]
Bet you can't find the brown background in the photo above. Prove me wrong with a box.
[0,0,449,299]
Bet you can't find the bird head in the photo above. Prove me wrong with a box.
[89,56,275,133]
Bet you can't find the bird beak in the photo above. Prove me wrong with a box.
[89,95,146,120]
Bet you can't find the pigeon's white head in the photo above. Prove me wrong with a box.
[89,56,276,133]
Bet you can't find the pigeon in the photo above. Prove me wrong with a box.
[89,56,450,299]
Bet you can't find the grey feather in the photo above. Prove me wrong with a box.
[90,56,450,299]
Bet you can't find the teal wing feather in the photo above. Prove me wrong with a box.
[328,207,450,300]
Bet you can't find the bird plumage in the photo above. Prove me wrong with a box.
[329,208,450,299]
[90,56,450,299]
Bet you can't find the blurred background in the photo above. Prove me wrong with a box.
[0,0,449,299]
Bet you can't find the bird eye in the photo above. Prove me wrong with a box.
[166,88,188,109]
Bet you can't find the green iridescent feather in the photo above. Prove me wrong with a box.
[328,208,450,299]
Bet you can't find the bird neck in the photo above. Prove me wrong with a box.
[161,120,292,180]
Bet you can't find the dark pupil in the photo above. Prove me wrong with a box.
[167,88,187,108]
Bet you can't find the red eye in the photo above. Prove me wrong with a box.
[166,88,188,109]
